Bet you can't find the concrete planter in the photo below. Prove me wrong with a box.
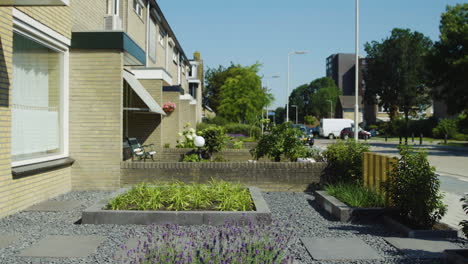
[382,216,458,239]
[82,187,271,225]
[444,249,468,264]
[314,191,388,223]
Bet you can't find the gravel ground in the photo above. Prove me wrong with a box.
[0,191,466,264]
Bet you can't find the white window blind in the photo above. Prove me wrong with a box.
[12,32,63,162]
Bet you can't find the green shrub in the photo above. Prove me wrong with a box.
[325,182,386,207]
[304,148,325,162]
[460,194,468,237]
[453,133,468,141]
[432,119,458,139]
[225,123,261,138]
[232,141,243,149]
[198,126,227,156]
[203,116,230,126]
[182,153,201,162]
[322,140,370,184]
[386,146,447,229]
[196,122,216,131]
[107,180,254,211]
[250,122,306,162]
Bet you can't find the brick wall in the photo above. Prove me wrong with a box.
[71,0,106,32]
[124,0,147,52]
[16,5,71,39]
[161,91,180,147]
[121,162,326,192]
[0,7,72,218]
[69,50,123,190]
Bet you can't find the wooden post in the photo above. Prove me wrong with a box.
[375,155,381,193]
[363,153,369,187]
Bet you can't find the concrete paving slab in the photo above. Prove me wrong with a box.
[385,237,461,259]
[19,235,105,258]
[25,200,82,212]
[301,237,383,260]
[0,234,19,248]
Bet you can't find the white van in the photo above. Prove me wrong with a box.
[319,118,354,139]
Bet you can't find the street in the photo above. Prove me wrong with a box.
[314,139,468,232]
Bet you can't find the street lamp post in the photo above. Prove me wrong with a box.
[291,105,298,124]
[287,51,307,123]
[354,0,360,141]
[326,99,333,118]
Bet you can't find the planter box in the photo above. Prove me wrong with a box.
[444,249,468,264]
[82,187,271,225]
[382,216,458,239]
[314,191,389,223]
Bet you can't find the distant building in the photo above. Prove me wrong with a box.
[336,96,364,124]
[326,53,363,96]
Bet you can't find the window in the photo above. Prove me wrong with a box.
[173,49,178,64]
[158,29,165,46]
[12,31,67,165]
[190,64,197,78]
[113,0,119,15]
[148,19,156,62]
[189,83,198,99]
[133,0,143,17]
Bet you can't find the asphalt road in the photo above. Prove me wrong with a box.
[314,138,468,231]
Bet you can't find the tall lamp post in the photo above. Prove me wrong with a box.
[354,0,360,140]
[287,51,308,123]
[326,100,333,118]
[291,105,298,124]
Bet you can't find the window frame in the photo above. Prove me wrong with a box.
[12,9,69,168]
[133,0,143,18]
[158,28,165,47]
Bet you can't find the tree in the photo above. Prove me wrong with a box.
[288,77,340,122]
[274,107,285,124]
[216,63,273,124]
[204,65,229,112]
[364,28,433,143]
[429,4,468,114]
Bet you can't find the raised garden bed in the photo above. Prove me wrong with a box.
[314,191,390,223]
[444,249,468,264]
[382,215,458,239]
[82,187,271,225]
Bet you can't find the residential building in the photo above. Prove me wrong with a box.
[326,53,363,96]
[0,0,202,217]
[335,96,363,123]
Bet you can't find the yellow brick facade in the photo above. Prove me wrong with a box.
[16,5,71,39]
[71,0,107,32]
[0,6,72,218]
[69,50,123,191]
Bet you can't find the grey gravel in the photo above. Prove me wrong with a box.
[0,191,465,264]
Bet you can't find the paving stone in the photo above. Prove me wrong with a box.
[301,237,383,260]
[384,237,461,259]
[0,234,19,248]
[25,201,82,212]
[19,235,105,258]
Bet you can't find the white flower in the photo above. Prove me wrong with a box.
[187,135,193,140]
[189,128,196,133]
[178,132,182,137]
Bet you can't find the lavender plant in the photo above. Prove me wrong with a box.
[118,219,293,264]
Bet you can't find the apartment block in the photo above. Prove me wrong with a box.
[0,0,203,217]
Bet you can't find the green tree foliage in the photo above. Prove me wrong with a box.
[274,107,286,124]
[364,28,433,142]
[386,146,447,229]
[432,119,458,140]
[429,4,468,114]
[250,123,306,162]
[206,63,273,124]
[289,77,341,121]
[304,115,318,126]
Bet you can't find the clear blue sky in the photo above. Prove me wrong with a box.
[158,0,464,109]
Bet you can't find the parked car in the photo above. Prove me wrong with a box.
[340,127,371,140]
[307,126,321,137]
[291,124,314,146]
[319,118,354,139]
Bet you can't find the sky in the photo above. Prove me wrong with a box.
[157,0,465,109]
